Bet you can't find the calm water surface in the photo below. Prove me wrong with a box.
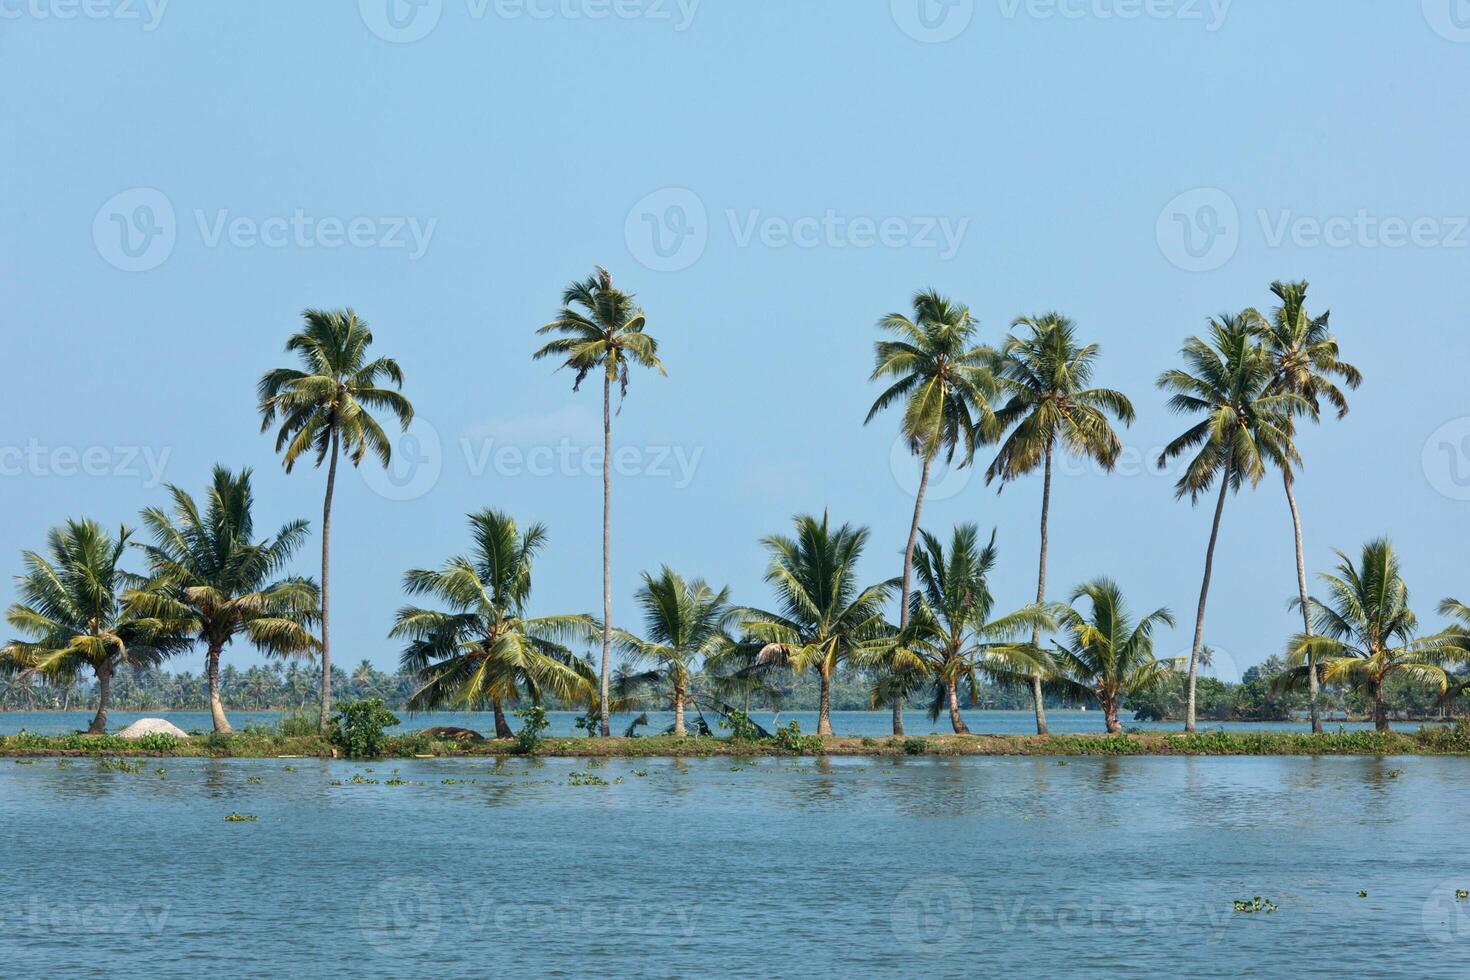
[2,755,1468,978]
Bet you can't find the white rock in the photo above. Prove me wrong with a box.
[116,718,190,740]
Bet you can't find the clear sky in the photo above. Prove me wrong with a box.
[3,1,1468,682]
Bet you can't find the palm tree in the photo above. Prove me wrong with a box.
[611,567,738,736]
[1,519,186,733]
[533,267,665,736]
[1435,599,1470,706]
[389,509,595,739]
[894,525,1054,733]
[1284,540,1450,732]
[1049,579,1179,733]
[743,513,893,736]
[1250,281,1362,733]
[987,313,1135,735]
[1157,314,1307,731]
[128,466,320,733]
[864,289,998,735]
[257,308,413,732]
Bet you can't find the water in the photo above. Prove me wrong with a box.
[0,708,1423,737]
[2,755,1468,977]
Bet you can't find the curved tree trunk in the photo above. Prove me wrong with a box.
[88,662,112,735]
[1283,472,1321,733]
[946,678,970,735]
[892,451,934,737]
[318,425,340,734]
[1031,445,1054,735]
[206,641,232,734]
[1187,468,1232,733]
[1102,692,1122,734]
[817,668,833,737]
[599,373,613,737]
[673,674,687,737]
[492,699,513,740]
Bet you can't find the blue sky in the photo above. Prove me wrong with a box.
[3,1,1468,681]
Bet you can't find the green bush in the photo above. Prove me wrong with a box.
[276,712,320,738]
[514,705,550,754]
[771,720,823,755]
[329,700,401,759]
[135,732,178,753]
[720,709,762,742]
[901,738,928,755]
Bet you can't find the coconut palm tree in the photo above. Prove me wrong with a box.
[743,513,893,736]
[533,267,665,736]
[1157,314,1307,731]
[127,466,320,733]
[611,567,738,736]
[1048,579,1179,734]
[1435,599,1470,705]
[864,289,998,735]
[893,524,1054,733]
[1,519,186,733]
[257,308,413,732]
[1284,539,1450,732]
[1250,281,1362,733]
[986,313,1135,735]
[389,508,595,739]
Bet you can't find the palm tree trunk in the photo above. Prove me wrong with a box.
[1187,468,1232,733]
[1102,692,1122,734]
[817,668,833,737]
[946,678,970,735]
[1283,472,1321,733]
[206,641,232,734]
[600,373,613,737]
[88,662,112,735]
[492,699,513,740]
[1373,680,1389,733]
[673,675,687,737]
[893,451,934,736]
[1030,444,1054,735]
[318,425,339,734]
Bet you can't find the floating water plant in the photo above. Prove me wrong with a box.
[223,813,258,822]
[1233,897,1278,914]
[567,771,609,786]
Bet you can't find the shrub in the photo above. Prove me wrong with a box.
[772,720,823,755]
[514,705,550,754]
[136,732,178,753]
[276,712,320,738]
[329,700,401,759]
[901,738,928,755]
[720,709,762,742]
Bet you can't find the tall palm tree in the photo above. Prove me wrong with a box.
[1284,540,1450,732]
[894,525,1054,733]
[1157,314,1306,731]
[743,513,893,736]
[864,289,998,735]
[1,519,186,733]
[257,308,413,732]
[128,466,320,733]
[987,313,1135,735]
[611,567,738,736]
[1049,579,1179,734]
[1250,281,1362,733]
[389,509,595,739]
[1435,599,1470,706]
[533,267,665,736]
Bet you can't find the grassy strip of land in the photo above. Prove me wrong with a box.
[5,726,1470,759]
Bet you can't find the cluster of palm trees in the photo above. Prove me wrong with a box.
[5,270,1468,738]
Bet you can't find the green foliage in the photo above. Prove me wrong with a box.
[223,812,258,822]
[135,732,178,753]
[720,709,762,741]
[771,720,823,755]
[98,756,143,772]
[329,699,400,759]
[901,737,929,755]
[514,705,549,754]
[277,712,319,737]
[1233,897,1278,914]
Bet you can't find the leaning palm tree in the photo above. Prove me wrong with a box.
[257,308,413,732]
[389,509,595,739]
[533,267,665,736]
[743,513,893,736]
[127,466,320,733]
[1,519,186,733]
[864,289,998,735]
[893,525,1054,733]
[1157,314,1307,731]
[987,313,1135,735]
[611,567,738,736]
[1284,539,1450,732]
[1250,281,1362,733]
[1048,579,1179,734]
[1435,599,1470,705]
